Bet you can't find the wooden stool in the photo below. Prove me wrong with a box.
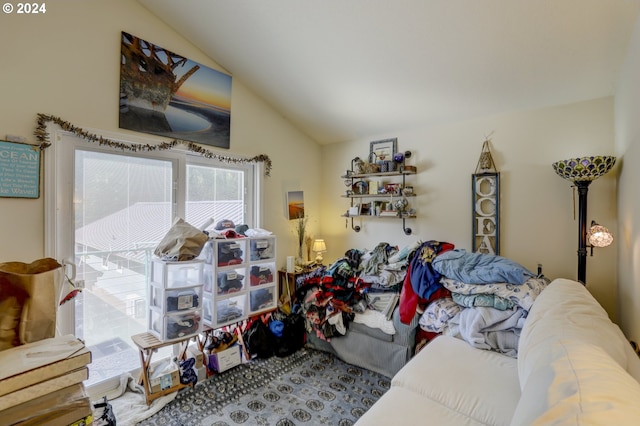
[131,332,195,405]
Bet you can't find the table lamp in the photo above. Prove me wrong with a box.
[312,239,327,264]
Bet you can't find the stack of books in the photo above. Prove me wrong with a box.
[0,335,93,425]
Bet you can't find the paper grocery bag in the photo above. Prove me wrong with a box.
[154,217,209,261]
[0,258,65,346]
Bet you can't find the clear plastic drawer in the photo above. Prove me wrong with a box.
[215,295,247,326]
[249,286,276,313]
[151,259,203,288]
[249,237,276,261]
[216,267,246,295]
[149,284,202,313]
[148,308,202,341]
[248,262,275,286]
[216,240,246,267]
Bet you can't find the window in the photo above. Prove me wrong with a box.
[45,126,258,390]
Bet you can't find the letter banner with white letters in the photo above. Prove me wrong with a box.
[472,172,499,255]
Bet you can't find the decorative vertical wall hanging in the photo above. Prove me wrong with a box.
[472,138,500,255]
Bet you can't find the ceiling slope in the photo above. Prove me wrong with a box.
[138,0,640,144]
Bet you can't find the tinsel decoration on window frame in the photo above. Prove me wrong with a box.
[33,113,272,176]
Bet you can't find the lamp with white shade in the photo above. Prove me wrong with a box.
[312,239,327,264]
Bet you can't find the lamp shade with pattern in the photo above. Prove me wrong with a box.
[588,221,613,248]
[552,155,616,284]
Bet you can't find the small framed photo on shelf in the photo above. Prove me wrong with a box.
[370,138,397,162]
[383,183,401,196]
[352,180,368,195]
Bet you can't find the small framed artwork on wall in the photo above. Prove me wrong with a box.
[370,138,397,162]
[287,190,305,220]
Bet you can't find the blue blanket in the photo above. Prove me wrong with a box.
[432,249,534,285]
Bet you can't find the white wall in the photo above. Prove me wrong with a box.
[615,14,640,344]
[0,0,321,267]
[321,98,618,317]
[0,0,626,322]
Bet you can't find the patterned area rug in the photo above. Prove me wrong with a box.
[138,347,390,425]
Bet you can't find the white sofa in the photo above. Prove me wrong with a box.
[356,278,640,425]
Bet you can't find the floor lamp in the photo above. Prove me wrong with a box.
[552,156,616,285]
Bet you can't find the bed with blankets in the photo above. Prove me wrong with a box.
[297,240,549,377]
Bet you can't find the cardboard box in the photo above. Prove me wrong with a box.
[187,343,204,369]
[0,368,89,411]
[208,345,241,373]
[196,365,207,382]
[0,383,92,426]
[0,335,91,398]
[149,359,180,393]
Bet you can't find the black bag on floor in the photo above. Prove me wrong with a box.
[243,318,274,359]
[93,397,116,426]
[271,312,306,357]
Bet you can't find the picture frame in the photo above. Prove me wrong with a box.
[119,32,232,149]
[286,190,305,220]
[352,180,368,195]
[383,183,401,196]
[369,138,397,162]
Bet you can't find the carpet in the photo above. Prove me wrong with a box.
[137,347,390,425]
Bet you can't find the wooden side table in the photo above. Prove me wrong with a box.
[131,332,198,405]
[277,270,299,305]
[278,266,326,306]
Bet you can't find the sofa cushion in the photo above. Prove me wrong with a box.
[518,279,638,387]
[391,335,520,426]
[355,386,488,425]
[510,340,640,425]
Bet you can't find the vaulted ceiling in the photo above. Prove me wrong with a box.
[138,0,640,145]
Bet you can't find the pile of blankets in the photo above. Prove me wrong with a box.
[400,241,549,357]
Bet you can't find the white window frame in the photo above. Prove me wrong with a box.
[44,123,262,394]
[45,124,262,259]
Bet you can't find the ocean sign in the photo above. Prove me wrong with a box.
[0,141,40,199]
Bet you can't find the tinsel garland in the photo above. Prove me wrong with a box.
[34,113,272,176]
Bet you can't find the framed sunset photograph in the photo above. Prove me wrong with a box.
[119,32,232,148]
[287,191,305,220]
